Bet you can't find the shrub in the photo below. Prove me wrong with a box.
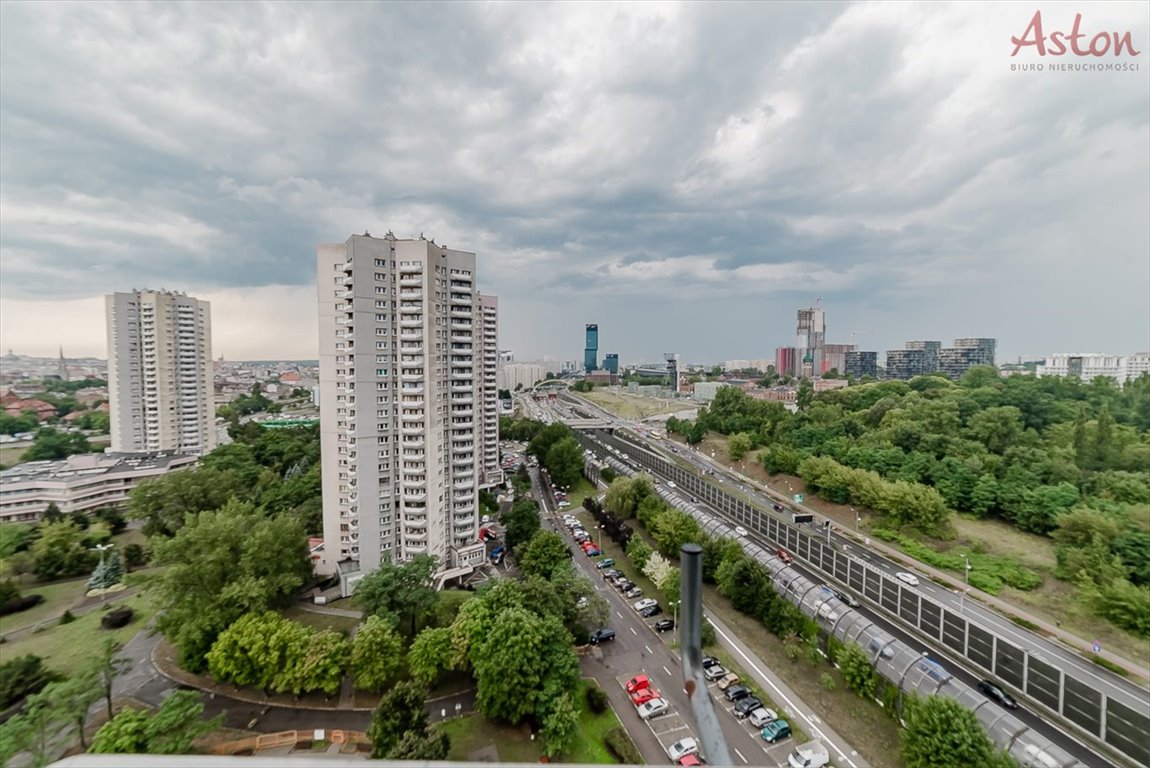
[0,654,59,708]
[59,610,76,625]
[585,683,609,714]
[0,593,45,616]
[604,727,642,764]
[101,606,135,629]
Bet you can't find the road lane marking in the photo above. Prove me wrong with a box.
[645,644,653,654]
[734,747,747,764]
[708,618,858,768]
[662,665,672,676]
[630,627,638,636]
[616,611,624,619]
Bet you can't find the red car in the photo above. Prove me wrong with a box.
[631,687,661,706]
[625,675,650,694]
[679,756,706,766]
[776,547,794,564]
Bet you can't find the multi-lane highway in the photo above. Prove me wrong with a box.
[527,464,863,767]
[554,393,1149,768]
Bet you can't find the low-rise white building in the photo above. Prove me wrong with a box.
[1036,353,1150,385]
[692,381,729,402]
[0,452,197,523]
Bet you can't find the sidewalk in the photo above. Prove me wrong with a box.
[706,455,1149,684]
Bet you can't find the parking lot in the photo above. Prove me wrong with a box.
[614,673,697,761]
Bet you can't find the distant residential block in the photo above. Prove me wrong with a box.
[1036,353,1150,385]
[0,452,197,523]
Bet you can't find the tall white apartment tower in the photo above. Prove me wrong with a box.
[317,233,494,590]
[476,295,503,489]
[105,289,216,455]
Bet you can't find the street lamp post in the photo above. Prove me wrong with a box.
[672,600,679,631]
[853,507,860,533]
[961,554,972,612]
[91,543,115,603]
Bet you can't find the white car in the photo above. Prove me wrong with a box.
[749,707,780,728]
[667,481,677,489]
[637,697,669,720]
[735,526,748,537]
[633,598,657,612]
[896,571,920,587]
[667,737,699,761]
[703,664,728,681]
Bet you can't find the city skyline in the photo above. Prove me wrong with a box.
[1,3,1147,363]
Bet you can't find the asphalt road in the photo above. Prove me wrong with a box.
[565,402,1129,768]
[531,464,856,767]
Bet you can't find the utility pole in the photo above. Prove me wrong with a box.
[961,554,972,612]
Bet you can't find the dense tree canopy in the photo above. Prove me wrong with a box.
[151,500,313,671]
[353,554,438,636]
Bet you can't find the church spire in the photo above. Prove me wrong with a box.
[58,345,69,381]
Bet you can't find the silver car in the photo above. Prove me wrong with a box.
[896,571,920,586]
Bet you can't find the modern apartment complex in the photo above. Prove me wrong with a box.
[497,362,547,392]
[105,289,216,455]
[884,338,996,380]
[844,350,879,379]
[316,233,496,592]
[1036,353,1150,384]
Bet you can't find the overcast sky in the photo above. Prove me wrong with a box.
[1,1,1147,365]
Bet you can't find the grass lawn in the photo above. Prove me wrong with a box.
[2,591,157,676]
[583,390,695,422]
[0,437,111,468]
[0,577,93,634]
[281,606,361,635]
[563,477,598,512]
[435,679,622,764]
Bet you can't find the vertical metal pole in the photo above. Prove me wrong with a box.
[681,543,732,766]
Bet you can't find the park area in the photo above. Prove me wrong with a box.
[437,680,623,764]
[583,390,696,421]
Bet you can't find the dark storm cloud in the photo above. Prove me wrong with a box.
[1,1,1147,362]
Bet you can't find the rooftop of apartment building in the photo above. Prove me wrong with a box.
[0,452,195,486]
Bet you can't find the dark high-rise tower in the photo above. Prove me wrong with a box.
[584,324,599,373]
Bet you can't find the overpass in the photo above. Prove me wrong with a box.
[565,418,615,430]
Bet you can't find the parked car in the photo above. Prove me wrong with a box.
[724,684,751,702]
[748,707,779,728]
[601,568,622,580]
[639,604,663,618]
[624,587,643,599]
[595,558,615,569]
[585,547,603,557]
[734,696,763,718]
[616,580,635,592]
[776,547,794,564]
[625,675,650,694]
[631,687,661,706]
[589,628,616,645]
[734,526,748,537]
[667,737,699,762]
[633,598,657,612]
[637,698,669,720]
[654,618,675,632]
[977,680,1019,709]
[717,672,741,690]
[896,571,920,586]
[761,718,792,744]
[787,741,829,768]
[701,656,721,669]
[703,664,728,681]
[678,755,705,767]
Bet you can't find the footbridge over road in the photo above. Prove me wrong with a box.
[565,418,615,430]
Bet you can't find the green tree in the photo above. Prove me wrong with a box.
[151,500,312,671]
[352,616,404,691]
[728,432,753,461]
[837,643,877,699]
[30,521,96,580]
[651,508,702,556]
[626,536,654,570]
[901,695,995,768]
[540,692,580,758]
[386,729,451,759]
[0,655,59,710]
[1093,403,1115,469]
[353,554,439,636]
[545,436,586,489]
[87,549,125,591]
[408,626,454,687]
[501,499,541,553]
[21,428,92,462]
[284,629,349,697]
[368,680,431,758]
[49,669,101,749]
[123,542,147,569]
[796,379,814,411]
[517,530,572,579]
[473,607,580,724]
[130,466,247,537]
[91,690,221,755]
[94,637,131,721]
